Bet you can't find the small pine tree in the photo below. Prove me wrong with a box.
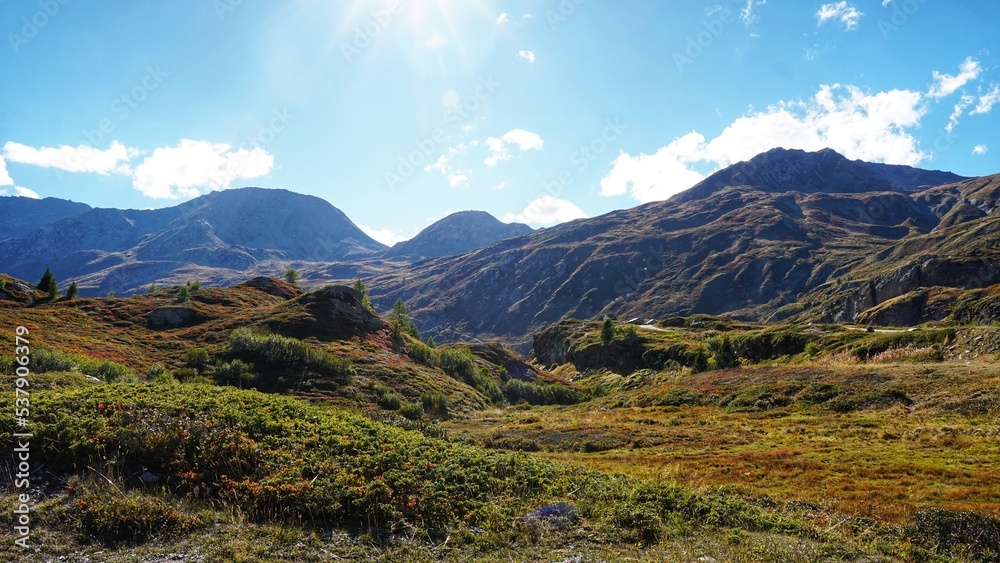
[284,268,300,285]
[48,278,60,300]
[601,317,615,346]
[148,282,157,294]
[188,279,201,290]
[388,298,420,340]
[106,290,115,299]
[177,285,191,302]
[66,281,79,299]
[424,336,436,348]
[353,279,374,313]
[37,267,55,292]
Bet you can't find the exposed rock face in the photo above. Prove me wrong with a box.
[855,292,929,327]
[468,341,547,382]
[0,280,38,304]
[673,147,965,204]
[384,211,532,260]
[276,285,383,340]
[831,258,1000,324]
[148,306,206,329]
[238,276,304,300]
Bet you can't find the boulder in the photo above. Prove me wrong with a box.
[148,306,205,329]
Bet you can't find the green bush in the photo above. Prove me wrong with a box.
[18,348,136,382]
[408,341,438,367]
[373,385,402,410]
[438,347,477,380]
[420,391,449,419]
[214,360,257,387]
[73,484,203,544]
[438,347,503,404]
[184,348,211,371]
[30,348,79,373]
[398,401,424,421]
[225,328,353,390]
[146,363,166,380]
[505,379,582,406]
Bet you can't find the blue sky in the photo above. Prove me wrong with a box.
[1,1,998,245]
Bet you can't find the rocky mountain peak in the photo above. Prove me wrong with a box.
[673,147,967,204]
[384,210,532,260]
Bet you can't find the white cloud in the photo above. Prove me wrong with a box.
[425,143,472,188]
[14,186,40,199]
[2,140,135,175]
[522,13,532,20]
[1,186,41,199]
[928,57,981,99]
[0,156,12,186]
[972,145,988,156]
[601,84,928,203]
[517,50,535,64]
[131,139,274,199]
[817,2,863,30]
[359,224,408,246]
[484,129,543,166]
[601,133,708,203]
[740,0,765,25]
[971,84,1000,115]
[503,196,588,227]
[882,0,893,5]
[491,181,509,191]
[496,13,509,24]
[947,95,975,133]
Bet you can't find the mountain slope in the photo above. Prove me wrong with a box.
[384,210,532,260]
[0,188,385,295]
[674,147,966,204]
[364,149,978,348]
[0,196,91,240]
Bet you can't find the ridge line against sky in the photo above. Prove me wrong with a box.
[1,1,998,245]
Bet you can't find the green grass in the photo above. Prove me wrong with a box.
[0,380,925,561]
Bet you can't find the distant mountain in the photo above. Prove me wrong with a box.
[0,196,91,240]
[674,147,965,204]
[384,211,532,260]
[362,148,986,348]
[0,188,385,295]
[3,149,997,345]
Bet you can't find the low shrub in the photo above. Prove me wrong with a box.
[398,401,424,420]
[505,379,582,406]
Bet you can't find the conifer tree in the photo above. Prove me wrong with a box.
[66,281,79,299]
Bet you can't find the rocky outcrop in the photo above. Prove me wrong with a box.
[832,258,1000,323]
[148,306,207,329]
[238,277,304,300]
[855,292,929,327]
[275,285,383,340]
